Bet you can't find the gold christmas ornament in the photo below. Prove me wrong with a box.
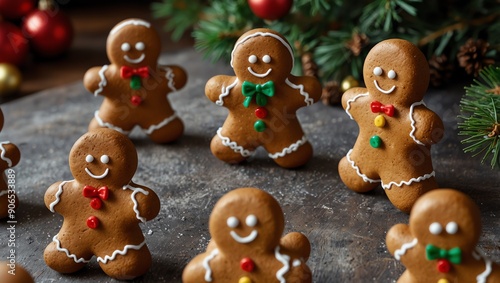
[0,63,22,95]
[340,75,359,92]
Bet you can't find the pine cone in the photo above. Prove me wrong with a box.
[301,52,318,78]
[457,38,495,77]
[346,33,369,56]
[429,54,454,87]
[321,81,342,106]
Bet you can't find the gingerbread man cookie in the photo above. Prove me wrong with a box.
[386,189,500,282]
[183,187,312,283]
[44,128,160,279]
[338,39,444,212]
[84,18,187,143]
[205,28,322,168]
[0,108,21,219]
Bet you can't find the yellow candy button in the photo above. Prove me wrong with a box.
[239,276,252,283]
[374,114,386,127]
[437,279,449,283]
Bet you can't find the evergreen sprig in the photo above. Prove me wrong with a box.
[458,65,500,169]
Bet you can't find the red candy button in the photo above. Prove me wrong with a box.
[437,259,451,273]
[86,216,99,229]
[240,257,255,272]
[255,107,267,119]
[90,198,102,210]
[131,95,142,106]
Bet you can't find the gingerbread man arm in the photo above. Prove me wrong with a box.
[126,182,160,222]
[160,65,187,93]
[386,223,416,261]
[44,181,64,212]
[205,75,238,106]
[182,253,213,283]
[411,106,444,145]
[341,87,368,116]
[280,232,311,261]
[0,142,20,170]
[83,66,106,96]
[286,75,322,108]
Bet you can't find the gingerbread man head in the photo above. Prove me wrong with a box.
[231,28,293,84]
[106,18,161,68]
[69,128,137,188]
[363,38,429,106]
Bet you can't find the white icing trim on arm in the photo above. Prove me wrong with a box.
[473,249,493,283]
[275,246,291,283]
[94,65,109,97]
[94,111,131,135]
[49,180,73,212]
[285,78,314,106]
[96,240,146,264]
[0,141,13,167]
[345,92,369,120]
[142,113,178,135]
[215,78,238,106]
[216,127,254,157]
[268,136,307,159]
[409,101,426,146]
[394,238,418,260]
[162,66,177,92]
[110,19,150,35]
[381,171,435,190]
[53,234,91,263]
[346,149,381,184]
[123,184,150,223]
[203,248,219,282]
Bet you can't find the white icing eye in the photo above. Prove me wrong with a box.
[85,155,94,163]
[248,55,257,64]
[135,42,145,51]
[446,222,458,234]
[262,55,271,63]
[373,66,383,76]
[121,42,131,52]
[100,155,110,164]
[388,70,397,79]
[227,216,239,228]
[245,214,258,227]
[429,222,443,235]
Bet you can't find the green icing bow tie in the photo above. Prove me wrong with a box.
[426,244,462,264]
[241,80,275,108]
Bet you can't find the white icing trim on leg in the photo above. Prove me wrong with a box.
[162,66,177,92]
[215,78,238,106]
[94,110,130,135]
[142,113,178,135]
[123,184,150,223]
[94,65,109,96]
[473,249,493,283]
[345,92,369,120]
[409,101,426,146]
[53,234,91,263]
[394,238,418,260]
[285,78,314,106]
[0,141,13,167]
[49,180,73,213]
[381,171,435,190]
[345,149,381,184]
[96,240,146,264]
[275,246,290,283]
[202,248,219,282]
[216,127,254,157]
[268,136,308,159]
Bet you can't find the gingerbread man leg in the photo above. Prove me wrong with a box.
[210,127,257,164]
[140,114,184,144]
[338,155,379,193]
[384,177,438,213]
[89,110,135,135]
[44,239,90,274]
[97,243,152,280]
[263,124,313,168]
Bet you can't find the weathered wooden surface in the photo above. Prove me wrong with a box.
[0,48,498,283]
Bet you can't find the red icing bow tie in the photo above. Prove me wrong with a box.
[83,185,109,210]
[120,66,149,79]
[370,101,395,117]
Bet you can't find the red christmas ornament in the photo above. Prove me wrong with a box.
[248,0,293,21]
[0,0,35,20]
[0,22,29,66]
[22,4,73,58]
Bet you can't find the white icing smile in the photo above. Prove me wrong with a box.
[230,230,258,244]
[85,167,109,179]
[248,67,271,78]
[373,80,396,94]
[124,53,145,64]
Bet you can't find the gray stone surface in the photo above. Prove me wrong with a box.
[0,48,498,282]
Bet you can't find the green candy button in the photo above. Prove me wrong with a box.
[130,75,142,90]
[254,120,266,132]
[370,135,382,148]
